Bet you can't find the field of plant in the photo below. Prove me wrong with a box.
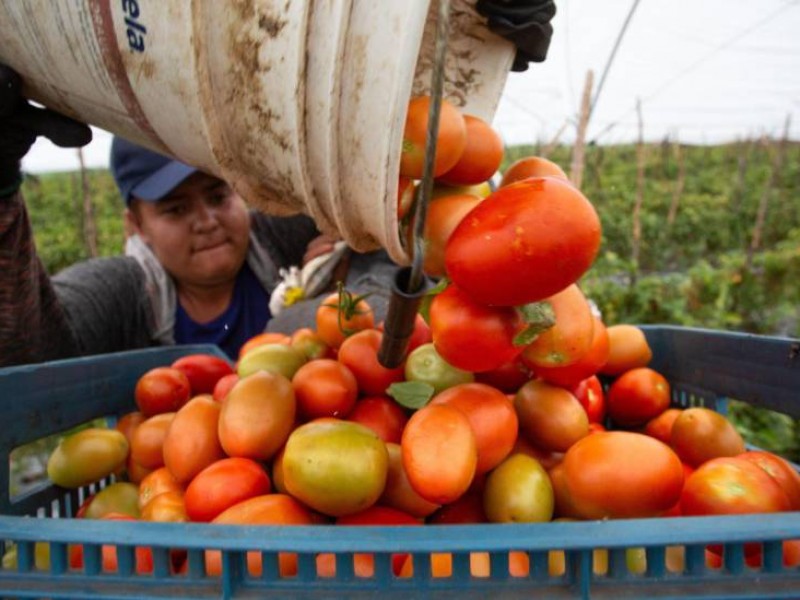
[18,140,800,459]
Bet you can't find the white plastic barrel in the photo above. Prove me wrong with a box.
[0,0,514,264]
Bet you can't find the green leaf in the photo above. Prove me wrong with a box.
[386,381,435,410]
[418,277,449,325]
[513,301,557,346]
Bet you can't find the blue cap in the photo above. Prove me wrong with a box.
[110,137,197,206]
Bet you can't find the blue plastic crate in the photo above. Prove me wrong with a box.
[0,329,797,599]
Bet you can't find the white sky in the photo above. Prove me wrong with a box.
[21,0,800,174]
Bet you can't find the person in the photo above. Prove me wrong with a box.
[0,64,397,366]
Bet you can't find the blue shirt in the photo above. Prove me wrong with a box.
[173,262,271,360]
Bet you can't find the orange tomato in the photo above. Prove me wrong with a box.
[738,450,800,510]
[437,114,504,186]
[643,407,682,444]
[130,412,175,470]
[162,395,225,484]
[397,176,415,220]
[600,324,653,376]
[499,155,569,187]
[205,494,313,577]
[116,411,148,483]
[337,329,406,396]
[292,359,359,419]
[520,284,595,369]
[430,383,518,475]
[534,317,610,388]
[138,466,183,511]
[400,96,467,179]
[669,407,745,468]
[211,372,239,403]
[379,442,441,518]
[422,193,482,277]
[563,431,685,519]
[401,403,477,504]
[184,457,272,522]
[218,371,296,461]
[315,291,375,350]
[140,490,188,523]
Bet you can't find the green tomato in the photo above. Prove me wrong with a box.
[282,419,388,517]
[83,481,141,519]
[47,428,129,489]
[483,453,554,523]
[404,343,474,395]
[237,343,307,380]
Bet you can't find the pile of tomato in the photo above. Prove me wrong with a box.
[39,97,800,578]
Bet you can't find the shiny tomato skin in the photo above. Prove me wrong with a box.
[346,396,409,444]
[292,359,359,419]
[736,451,800,511]
[445,177,601,307]
[184,457,272,522]
[562,431,685,519]
[680,456,791,517]
[429,284,525,373]
[134,367,191,417]
[337,329,406,396]
[606,367,671,428]
[669,407,746,467]
[570,375,606,423]
[171,354,234,396]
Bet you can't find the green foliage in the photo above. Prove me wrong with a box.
[21,169,124,275]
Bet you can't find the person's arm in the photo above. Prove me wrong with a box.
[0,191,80,365]
[476,0,556,72]
[250,212,322,270]
[0,64,93,366]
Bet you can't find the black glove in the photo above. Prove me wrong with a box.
[476,0,556,72]
[0,64,92,196]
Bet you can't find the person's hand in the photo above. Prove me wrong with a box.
[302,234,342,266]
[476,0,556,72]
[0,64,92,196]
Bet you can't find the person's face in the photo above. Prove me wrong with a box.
[126,173,251,288]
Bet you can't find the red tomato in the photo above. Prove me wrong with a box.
[212,373,239,403]
[474,358,532,394]
[337,329,405,396]
[738,451,800,510]
[661,462,695,517]
[292,359,359,419]
[347,396,409,444]
[680,456,791,517]
[643,408,682,444]
[562,431,685,519]
[134,367,191,417]
[680,456,792,557]
[429,283,525,373]
[171,354,234,396]
[569,375,605,423]
[606,367,670,428]
[533,317,609,388]
[436,114,504,186]
[444,177,602,306]
[184,457,272,522]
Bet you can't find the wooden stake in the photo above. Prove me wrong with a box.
[570,70,594,190]
[747,115,791,268]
